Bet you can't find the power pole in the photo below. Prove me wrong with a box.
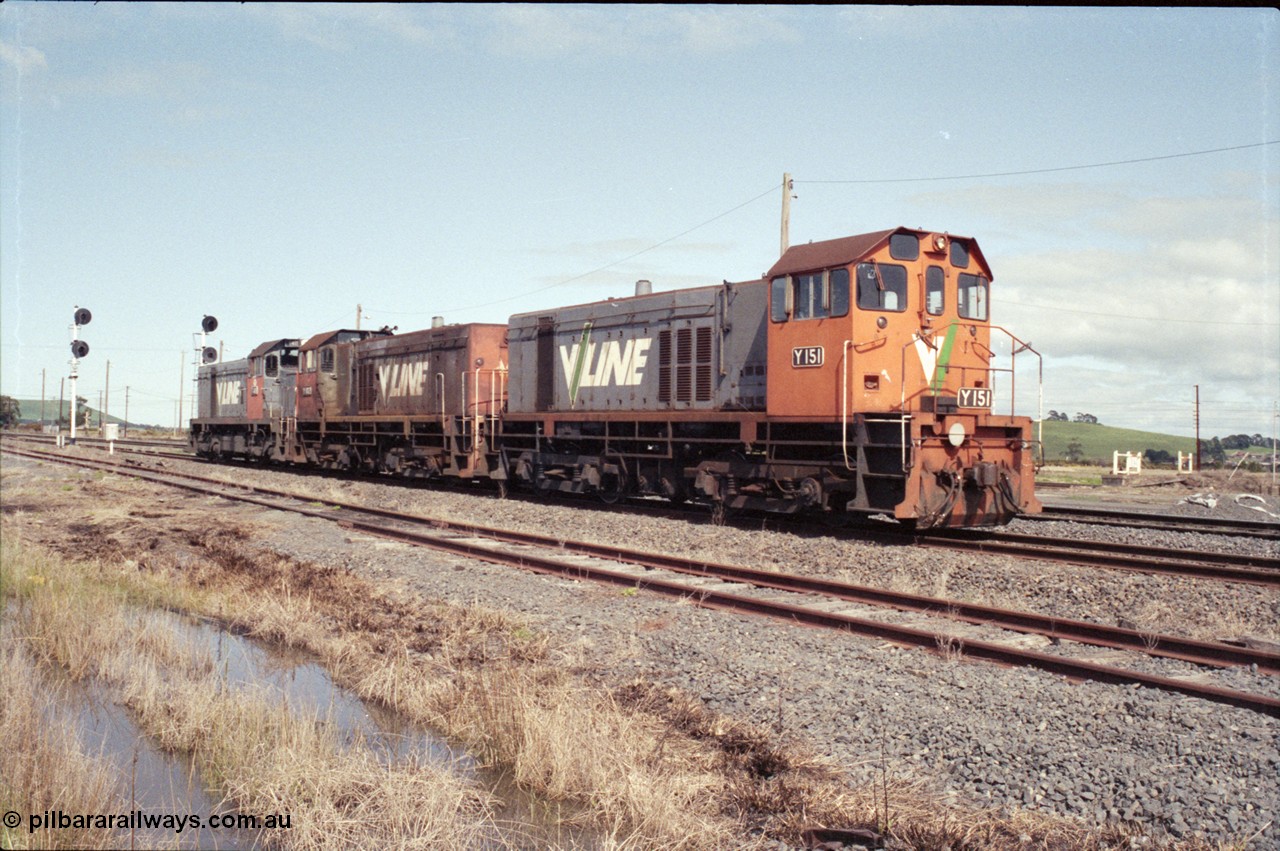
[1272,400,1277,489]
[1194,384,1201,472]
[780,173,793,257]
[40,368,46,427]
[124,387,130,438]
[58,378,64,431]
[357,303,362,331]
[105,359,110,424]
[177,351,184,433]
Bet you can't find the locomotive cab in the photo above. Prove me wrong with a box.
[246,338,301,423]
[765,228,1041,527]
[295,329,391,422]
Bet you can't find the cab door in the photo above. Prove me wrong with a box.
[246,358,266,420]
[765,268,852,418]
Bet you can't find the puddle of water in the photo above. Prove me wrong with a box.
[2,609,256,850]
[180,615,604,849]
[9,600,606,849]
[187,616,474,770]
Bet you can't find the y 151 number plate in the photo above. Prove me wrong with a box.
[792,346,824,368]
[958,387,992,408]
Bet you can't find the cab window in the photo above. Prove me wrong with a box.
[829,268,850,317]
[958,273,988,320]
[795,273,824,319]
[889,233,919,261]
[771,270,850,321]
[926,266,945,315]
[265,355,279,378]
[856,262,907,312]
[320,346,336,373]
[770,277,788,321]
[950,240,970,269]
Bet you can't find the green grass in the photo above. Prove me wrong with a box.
[1037,420,1197,463]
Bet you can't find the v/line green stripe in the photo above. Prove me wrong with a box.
[568,322,593,407]
[932,324,957,392]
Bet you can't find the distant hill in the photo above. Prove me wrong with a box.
[1037,420,1196,463]
[7,397,150,429]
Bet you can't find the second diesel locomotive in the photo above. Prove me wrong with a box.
[191,227,1043,528]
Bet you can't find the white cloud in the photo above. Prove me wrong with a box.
[928,181,1280,433]
[0,41,47,75]
[485,6,798,59]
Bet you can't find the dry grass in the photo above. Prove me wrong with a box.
[0,640,125,851]
[1,536,498,850]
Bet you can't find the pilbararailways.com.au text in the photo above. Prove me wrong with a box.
[13,809,292,835]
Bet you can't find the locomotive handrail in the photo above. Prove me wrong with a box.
[841,340,853,470]
[896,323,1044,471]
[896,323,1042,421]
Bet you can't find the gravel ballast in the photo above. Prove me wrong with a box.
[5,450,1278,846]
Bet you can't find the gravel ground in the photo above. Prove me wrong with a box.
[5,449,1278,846]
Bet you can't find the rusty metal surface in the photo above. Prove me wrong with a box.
[765,230,896,279]
[352,323,507,418]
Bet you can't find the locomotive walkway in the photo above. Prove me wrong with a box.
[4,441,1277,717]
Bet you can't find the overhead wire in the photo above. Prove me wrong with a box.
[366,182,781,317]
[798,141,1280,184]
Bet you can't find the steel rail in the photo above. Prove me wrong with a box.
[5,444,1278,716]
[1034,505,1280,539]
[339,517,1280,717]
[8,437,1275,586]
[905,532,1278,587]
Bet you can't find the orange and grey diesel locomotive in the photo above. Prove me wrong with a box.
[191,227,1042,528]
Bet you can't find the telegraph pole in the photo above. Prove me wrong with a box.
[1194,385,1201,472]
[177,351,184,432]
[780,173,793,257]
[40,369,46,427]
[104,360,110,425]
[124,387,130,438]
[1272,400,1277,488]
[357,304,362,331]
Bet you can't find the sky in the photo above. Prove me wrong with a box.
[1,4,1277,439]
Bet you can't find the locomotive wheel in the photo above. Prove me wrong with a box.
[710,500,734,527]
[596,455,628,505]
[821,501,851,528]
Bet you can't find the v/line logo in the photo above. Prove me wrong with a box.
[215,380,242,406]
[377,360,429,401]
[560,324,653,405]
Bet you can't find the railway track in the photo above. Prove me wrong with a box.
[4,443,1277,717]
[908,527,1280,587]
[5,433,1277,585]
[1034,503,1279,540]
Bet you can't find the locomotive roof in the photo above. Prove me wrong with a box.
[247,338,300,359]
[299,329,389,351]
[766,227,988,278]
